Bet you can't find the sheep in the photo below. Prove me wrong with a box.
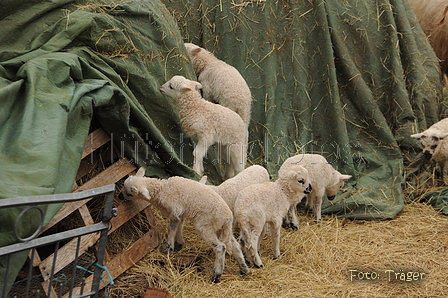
[184,42,252,126]
[408,0,448,82]
[279,154,352,225]
[120,167,250,283]
[203,165,271,214]
[160,75,247,180]
[411,117,448,185]
[234,165,312,268]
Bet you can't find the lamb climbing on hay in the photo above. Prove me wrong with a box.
[184,42,252,126]
[279,154,352,225]
[234,165,312,268]
[411,117,448,185]
[202,165,271,214]
[120,167,250,283]
[408,0,448,82]
[160,75,247,179]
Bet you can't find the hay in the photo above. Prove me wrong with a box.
[105,200,448,297]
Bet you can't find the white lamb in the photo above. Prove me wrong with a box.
[160,75,247,179]
[120,167,250,283]
[279,154,352,224]
[184,42,252,126]
[411,117,448,185]
[234,165,312,268]
[203,165,271,214]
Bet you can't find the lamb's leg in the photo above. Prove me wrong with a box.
[197,227,226,283]
[229,235,250,275]
[269,221,282,259]
[314,195,323,221]
[435,160,446,186]
[174,220,185,251]
[163,215,180,254]
[227,142,245,179]
[220,220,250,275]
[193,138,208,176]
[283,204,299,230]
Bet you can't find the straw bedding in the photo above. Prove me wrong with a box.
[105,194,448,297]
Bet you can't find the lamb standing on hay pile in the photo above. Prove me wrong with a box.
[184,42,252,126]
[201,165,271,214]
[408,0,448,83]
[411,118,448,185]
[160,75,247,179]
[279,154,352,225]
[120,167,250,283]
[234,165,312,268]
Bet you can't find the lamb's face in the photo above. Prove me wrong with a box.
[120,167,151,201]
[285,165,312,195]
[411,132,448,160]
[325,172,352,200]
[159,75,202,99]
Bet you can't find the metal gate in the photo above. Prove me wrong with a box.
[0,184,117,298]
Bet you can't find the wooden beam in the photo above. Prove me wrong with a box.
[42,158,135,233]
[63,229,160,297]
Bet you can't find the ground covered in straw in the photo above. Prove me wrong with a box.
[106,198,448,298]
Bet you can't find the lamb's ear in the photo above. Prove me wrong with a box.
[180,83,192,93]
[411,133,424,139]
[141,189,151,200]
[198,175,208,184]
[136,167,146,177]
[194,82,202,91]
[191,47,201,56]
[339,174,352,182]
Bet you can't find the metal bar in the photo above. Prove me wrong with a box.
[0,222,109,256]
[47,241,60,298]
[24,249,36,298]
[1,254,12,298]
[68,237,82,297]
[0,185,115,209]
[90,191,115,298]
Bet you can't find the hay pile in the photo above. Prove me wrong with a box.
[105,195,448,297]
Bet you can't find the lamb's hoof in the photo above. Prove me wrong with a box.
[290,223,299,231]
[212,272,222,283]
[162,244,172,254]
[254,263,264,269]
[174,242,184,251]
[240,265,250,276]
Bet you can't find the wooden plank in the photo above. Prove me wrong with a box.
[42,158,135,233]
[64,229,160,298]
[109,199,152,234]
[77,204,94,226]
[81,128,111,159]
[39,232,100,281]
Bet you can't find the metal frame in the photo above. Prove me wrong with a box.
[0,184,117,298]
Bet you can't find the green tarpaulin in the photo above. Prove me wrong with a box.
[0,0,444,294]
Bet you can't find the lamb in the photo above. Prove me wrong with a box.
[160,75,247,179]
[408,0,448,82]
[411,117,448,185]
[203,165,271,214]
[279,154,352,225]
[120,167,250,283]
[234,165,312,268]
[184,42,252,126]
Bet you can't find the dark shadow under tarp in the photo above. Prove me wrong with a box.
[0,0,444,294]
